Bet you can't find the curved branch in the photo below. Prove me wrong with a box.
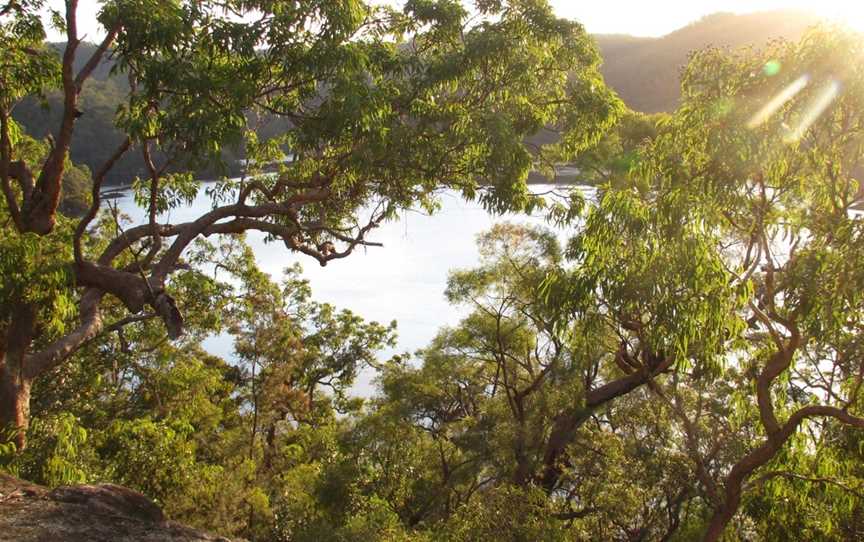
[17,4,121,235]
[704,395,864,541]
[540,350,674,492]
[23,0,82,234]
[756,330,801,441]
[73,22,122,93]
[151,186,331,278]
[24,288,103,379]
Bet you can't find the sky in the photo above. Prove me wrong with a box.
[42,0,864,42]
[553,0,861,36]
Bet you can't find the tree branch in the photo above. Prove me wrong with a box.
[74,137,131,263]
[73,21,122,93]
[747,470,864,499]
[24,288,103,378]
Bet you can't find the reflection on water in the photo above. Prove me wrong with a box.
[112,183,564,394]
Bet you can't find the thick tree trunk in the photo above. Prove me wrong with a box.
[540,407,592,491]
[703,506,737,542]
[0,293,105,453]
[1,306,37,451]
[0,362,32,451]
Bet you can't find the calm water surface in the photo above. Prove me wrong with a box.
[113,184,562,393]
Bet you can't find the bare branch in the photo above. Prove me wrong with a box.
[74,137,131,262]
[73,21,122,93]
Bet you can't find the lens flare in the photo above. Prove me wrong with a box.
[784,79,841,143]
[747,74,810,129]
[763,60,782,77]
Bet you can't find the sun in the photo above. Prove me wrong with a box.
[729,1,864,34]
[806,1,864,33]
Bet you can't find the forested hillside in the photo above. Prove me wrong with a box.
[596,10,821,112]
[12,10,823,185]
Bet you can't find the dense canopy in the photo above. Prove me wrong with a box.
[2,2,864,541]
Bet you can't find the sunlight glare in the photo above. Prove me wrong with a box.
[783,79,840,142]
[816,3,864,33]
[747,74,810,128]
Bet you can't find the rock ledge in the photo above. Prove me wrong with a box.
[0,474,240,542]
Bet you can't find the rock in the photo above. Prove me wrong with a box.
[49,483,165,523]
[0,474,242,542]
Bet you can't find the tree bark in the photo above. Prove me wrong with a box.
[0,306,36,451]
[703,505,737,542]
[0,362,32,451]
[540,353,673,492]
[0,294,104,452]
[701,403,864,541]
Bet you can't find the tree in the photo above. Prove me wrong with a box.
[570,27,864,540]
[9,234,398,540]
[566,110,664,188]
[0,0,622,448]
[370,223,679,525]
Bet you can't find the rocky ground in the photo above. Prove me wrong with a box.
[0,474,241,542]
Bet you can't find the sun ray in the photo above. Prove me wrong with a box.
[784,79,840,142]
[747,74,810,129]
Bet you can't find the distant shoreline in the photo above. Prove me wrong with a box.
[100,168,586,198]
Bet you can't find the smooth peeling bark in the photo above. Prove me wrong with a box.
[0,362,31,451]
[0,306,36,450]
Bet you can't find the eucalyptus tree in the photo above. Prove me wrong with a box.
[0,0,622,448]
[373,223,681,528]
[7,234,399,539]
[568,27,864,540]
[565,110,663,188]
[226,254,395,475]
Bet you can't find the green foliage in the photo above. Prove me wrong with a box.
[0,5,60,108]
[99,417,202,502]
[9,10,819,189]
[12,413,94,486]
[601,25,864,539]
[6,8,864,542]
[0,216,76,338]
[0,426,18,470]
[439,485,570,542]
[132,172,199,214]
[0,129,100,342]
[16,233,400,539]
[565,110,665,189]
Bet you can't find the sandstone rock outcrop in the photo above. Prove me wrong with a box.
[0,474,240,542]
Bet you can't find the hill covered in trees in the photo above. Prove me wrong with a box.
[12,10,824,186]
[596,10,821,112]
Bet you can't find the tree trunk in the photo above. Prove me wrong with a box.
[1,307,36,451]
[540,407,592,491]
[0,362,32,451]
[703,504,737,542]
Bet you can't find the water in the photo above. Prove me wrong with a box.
[111,183,561,394]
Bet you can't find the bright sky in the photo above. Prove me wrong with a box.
[42,0,864,42]
[556,0,860,36]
